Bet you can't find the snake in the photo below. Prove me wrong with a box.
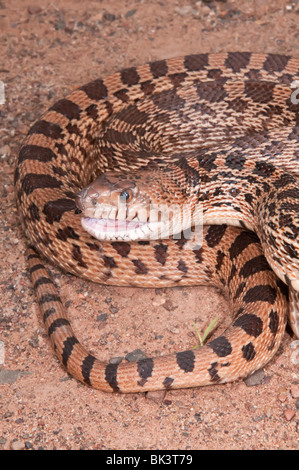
[14,52,299,393]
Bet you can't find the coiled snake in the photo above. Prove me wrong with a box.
[15,52,299,393]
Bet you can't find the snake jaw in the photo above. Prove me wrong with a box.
[78,191,200,242]
[80,216,166,241]
[79,204,201,242]
[78,199,195,242]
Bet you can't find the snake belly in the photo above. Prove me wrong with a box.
[15,52,299,393]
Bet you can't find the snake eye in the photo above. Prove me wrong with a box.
[120,189,133,203]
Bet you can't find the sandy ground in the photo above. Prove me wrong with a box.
[1,0,299,450]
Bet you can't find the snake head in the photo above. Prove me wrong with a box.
[76,168,202,242]
[76,172,139,215]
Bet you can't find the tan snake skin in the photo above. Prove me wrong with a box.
[15,52,299,393]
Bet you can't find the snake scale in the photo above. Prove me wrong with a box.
[15,52,299,393]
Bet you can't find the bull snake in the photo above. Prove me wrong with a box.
[15,52,299,393]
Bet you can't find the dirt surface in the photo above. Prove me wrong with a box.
[1,0,299,451]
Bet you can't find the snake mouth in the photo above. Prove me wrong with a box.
[81,216,164,241]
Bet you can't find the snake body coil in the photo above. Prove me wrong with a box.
[15,52,299,393]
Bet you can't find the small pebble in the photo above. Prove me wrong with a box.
[167,326,180,334]
[109,305,119,314]
[97,312,107,322]
[29,333,39,348]
[90,13,105,23]
[284,409,295,421]
[27,5,42,15]
[278,391,288,402]
[125,349,147,362]
[152,296,166,307]
[175,5,199,17]
[125,9,137,18]
[291,384,299,398]
[109,356,123,365]
[11,440,25,450]
[146,390,166,403]
[244,368,265,386]
[103,12,116,22]
[163,300,178,312]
